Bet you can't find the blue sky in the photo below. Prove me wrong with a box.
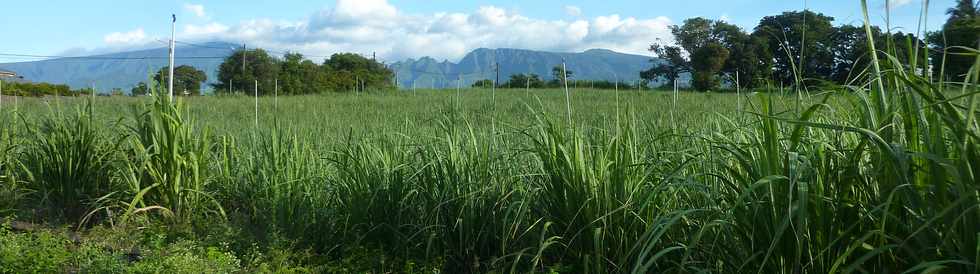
[0,0,955,62]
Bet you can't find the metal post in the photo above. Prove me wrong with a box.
[168,14,176,102]
[254,80,259,128]
[672,78,678,131]
[526,75,530,97]
[736,71,741,113]
[274,78,278,112]
[562,59,572,126]
[492,64,497,106]
[494,62,500,91]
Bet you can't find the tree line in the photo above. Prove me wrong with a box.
[642,0,979,91]
[0,81,95,97]
[472,65,652,90]
[212,50,394,96]
[133,50,395,96]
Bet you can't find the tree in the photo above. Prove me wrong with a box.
[712,21,770,88]
[505,73,545,89]
[829,25,877,84]
[278,52,335,95]
[665,18,737,91]
[131,82,150,96]
[551,66,573,86]
[472,79,494,88]
[641,42,689,88]
[155,65,207,96]
[928,0,979,81]
[691,43,730,91]
[215,49,280,96]
[753,11,836,85]
[324,53,394,92]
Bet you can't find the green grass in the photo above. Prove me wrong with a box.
[0,40,977,273]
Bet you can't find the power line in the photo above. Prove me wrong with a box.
[0,53,227,60]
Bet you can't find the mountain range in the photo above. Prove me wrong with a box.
[0,43,660,92]
[390,48,658,88]
[0,42,238,92]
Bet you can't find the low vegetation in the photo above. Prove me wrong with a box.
[0,1,977,273]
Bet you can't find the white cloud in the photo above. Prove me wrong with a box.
[565,6,582,17]
[887,0,913,8]
[184,4,207,18]
[183,22,229,36]
[104,28,148,45]
[120,0,673,62]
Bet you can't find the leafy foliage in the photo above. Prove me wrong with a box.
[153,65,208,96]
[690,43,730,90]
[214,51,394,95]
[641,43,688,87]
[927,0,979,81]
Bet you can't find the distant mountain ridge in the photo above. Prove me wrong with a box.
[390,48,659,89]
[0,43,661,92]
[0,42,238,92]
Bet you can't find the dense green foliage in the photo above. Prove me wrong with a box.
[645,3,965,92]
[213,50,394,95]
[641,43,688,87]
[503,73,546,89]
[928,0,979,81]
[152,65,208,96]
[0,1,977,273]
[0,81,88,97]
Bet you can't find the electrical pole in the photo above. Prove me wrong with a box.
[494,62,500,91]
[242,43,247,96]
[242,43,247,73]
[168,14,176,102]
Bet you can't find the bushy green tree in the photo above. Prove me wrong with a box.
[471,79,494,88]
[279,53,335,95]
[324,53,393,92]
[752,11,836,85]
[641,42,689,88]
[215,49,280,96]
[713,22,770,88]
[551,66,573,86]
[663,17,739,91]
[131,82,150,96]
[154,65,207,96]
[928,0,979,81]
[504,73,545,88]
[691,43,730,91]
